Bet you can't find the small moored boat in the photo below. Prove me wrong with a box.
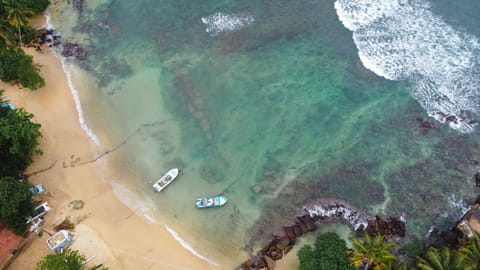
[195,195,228,209]
[153,168,179,192]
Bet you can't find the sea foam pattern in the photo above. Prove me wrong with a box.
[201,12,254,36]
[334,0,480,132]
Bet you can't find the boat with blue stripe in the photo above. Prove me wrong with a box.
[195,195,228,209]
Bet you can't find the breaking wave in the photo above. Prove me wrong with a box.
[201,12,254,36]
[166,226,220,267]
[334,0,480,132]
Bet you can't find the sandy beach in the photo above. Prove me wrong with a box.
[0,45,225,270]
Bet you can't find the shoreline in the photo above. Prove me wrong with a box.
[0,36,225,270]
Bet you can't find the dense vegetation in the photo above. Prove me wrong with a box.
[0,100,42,177]
[298,232,480,270]
[0,176,34,234]
[0,93,42,234]
[36,249,109,270]
[298,232,355,270]
[0,0,49,89]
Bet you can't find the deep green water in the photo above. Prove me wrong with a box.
[51,0,480,266]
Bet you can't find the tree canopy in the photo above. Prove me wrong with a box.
[0,176,34,234]
[297,232,355,270]
[36,249,109,270]
[0,0,49,89]
[417,246,469,270]
[0,100,42,177]
[36,249,85,270]
[348,233,396,270]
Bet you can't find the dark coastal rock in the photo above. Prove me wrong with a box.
[73,0,85,12]
[237,198,406,269]
[292,225,303,237]
[275,236,291,250]
[475,172,480,188]
[283,226,296,240]
[446,115,458,123]
[62,43,88,60]
[297,215,316,231]
[420,121,434,129]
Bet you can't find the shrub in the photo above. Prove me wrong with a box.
[297,232,355,270]
[0,176,34,235]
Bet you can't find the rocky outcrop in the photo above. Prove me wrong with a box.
[73,0,85,13]
[61,43,88,60]
[237,198,406,270]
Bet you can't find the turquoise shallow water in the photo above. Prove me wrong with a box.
[51,0,480,266]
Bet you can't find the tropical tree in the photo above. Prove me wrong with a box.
[2,0,33,45]
[0,176,34,235]
[0,18,14,51]
[36,249,109,270]
[417,246,469,270]
[0,99,42,177]
[459,234,480,270]
[36,249,85,270]
[297,232,355,270]
[348,233,396,270]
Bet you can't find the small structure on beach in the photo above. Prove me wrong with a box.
[47,230,75,253]
[26,202,51,224]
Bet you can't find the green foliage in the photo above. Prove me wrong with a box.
[16,52,45,89]
[0,0,48,89]
[3,0,34,45]
[0,104,42,176]
[297,232,355,270]
[348,233,397,270]
[403,240,426,258]
[0,176,34,235]
[20,0,50,14]
[0,46,45,89]
[36,249,86,270]
[459,234,480,270]
[417,246,469,270]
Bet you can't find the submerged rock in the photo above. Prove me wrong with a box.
[62,43,88,60]
[475,172,480,188]
[252,184,263,193]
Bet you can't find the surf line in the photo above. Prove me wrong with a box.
[43,8,100,145]
[166,225,220,267]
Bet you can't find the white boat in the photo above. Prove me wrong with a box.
[153,168,179,192]
[195,195,228,209]
[47,230,75,252]
[26,202,51,224]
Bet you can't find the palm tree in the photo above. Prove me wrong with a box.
[348,234,397,270]
[459,234,480,270]
[417,246,470,270]
[2,0,33,46]
[0,18,14,50]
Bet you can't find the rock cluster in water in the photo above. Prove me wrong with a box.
[26,28,88,60]
[236,198,406,270]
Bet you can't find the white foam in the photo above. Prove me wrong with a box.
[165,226,220,267]
[303,203,368,230]
[334,0,480,132]
[43,7,100,144]
[60,58,100,145]
[446,194,470,219]
[201,12,254,36]
[43,6,54,30]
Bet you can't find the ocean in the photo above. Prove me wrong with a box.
[47,0,480,267]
